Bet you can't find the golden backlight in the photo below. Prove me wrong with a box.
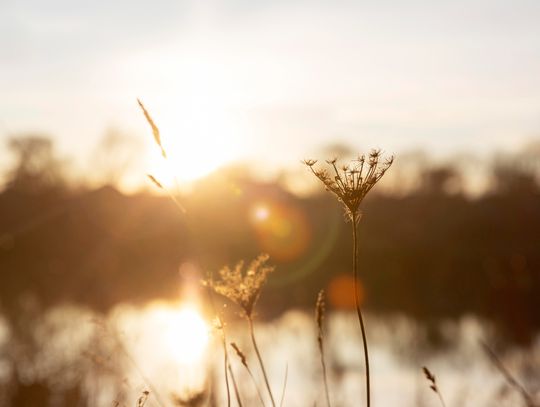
[148,136,236,185]
[144,88,242,186]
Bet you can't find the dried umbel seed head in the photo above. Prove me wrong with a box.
[203,254,275,318]
[303,149,394,221]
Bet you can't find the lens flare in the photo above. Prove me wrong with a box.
[249,200,312,262]
[328,274,365,310]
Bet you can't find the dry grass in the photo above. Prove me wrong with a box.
[230,342,267,407]
[422,367,447,407]
[203,254,274,319]
[304,151,394,407]
[481,341,537,407]
[315,290,331,407]
[204,255,277,406]
[134,101,540,407]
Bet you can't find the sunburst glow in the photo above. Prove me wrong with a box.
[143,65,244,186]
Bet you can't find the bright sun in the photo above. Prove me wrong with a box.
[160,306,209,365]
[145,91,241,186]
[148,130,236,185]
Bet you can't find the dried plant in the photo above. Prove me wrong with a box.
[138,99,186,213]
[279,363,288,407]
[303,150,393,221]
[203,254,274,319]
[304,150,393,407]
[422,367,447,407]
[315,290,331,407]
[231,343,248,369]
[204,255,276,407]
[212,316,233,407]
[137,99,166,158]
[231,342,266,407]
[228,362,243,407]
[147,174,163,189]
[136,391,150,407]
[481,341,537,407]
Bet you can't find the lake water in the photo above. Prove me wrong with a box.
[0,302,538,406]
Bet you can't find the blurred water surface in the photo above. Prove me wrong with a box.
[0,303,538,407]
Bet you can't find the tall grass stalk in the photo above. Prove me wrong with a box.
[230,342,267,407]
[204,255,275,406]
[248,316,276,407]
[228,364,243,407]
[481,341,536,407]
[304,151,393,407]
[351,213,370,407]
[279,363,288,407]
[315,290,331,407]
[220,323,232,407]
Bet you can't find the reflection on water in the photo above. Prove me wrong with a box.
[0,304,538,406]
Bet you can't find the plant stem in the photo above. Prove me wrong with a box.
[437,392,447,407]
[248,316,276,407]
[232,344,267,407]
[351,214,370,407]
[222,331,232,407]
[481,341,535,407]
[318,327,331,407]
[279,363,288,407]
[228,364,243,407]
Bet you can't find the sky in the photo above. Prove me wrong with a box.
[1,0,540,186]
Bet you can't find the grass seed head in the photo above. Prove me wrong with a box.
[230,342,248,368]
[423,366,438,393]
[137,98,167,159]
[315,289,325,333]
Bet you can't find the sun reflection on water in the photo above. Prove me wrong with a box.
[159,306,209,365]
[112,301,211,397]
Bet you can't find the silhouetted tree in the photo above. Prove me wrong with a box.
[5,136,65,193]
[492,164,539,195]
[420,166,462,195]
[91,128,143,186]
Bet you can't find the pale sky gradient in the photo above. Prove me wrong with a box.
[1,0,540,185]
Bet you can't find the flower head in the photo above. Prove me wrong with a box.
[203,254,274,318]
[303,149,393,220]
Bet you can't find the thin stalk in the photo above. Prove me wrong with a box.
[351,214,370,407]
[248,316,276,407]
[231,342,267,407]
[318,335,332,407]
[205,285,232,407]
[481,341,535,407]
[228,364,243,407]
[222,332,232,407]
[279,363,288,407]
[316,294,331,407]
[437,392,447,407]
[106,323,167,407]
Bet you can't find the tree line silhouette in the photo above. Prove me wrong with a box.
[1,135,539,345]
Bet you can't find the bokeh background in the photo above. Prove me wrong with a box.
[1,0,539,406]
